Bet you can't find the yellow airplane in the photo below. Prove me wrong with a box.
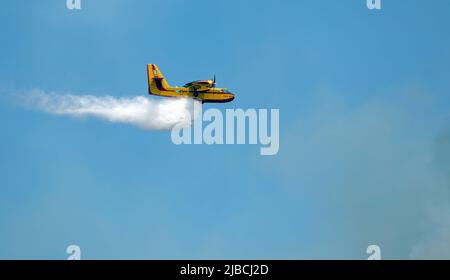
[147,64,235,103]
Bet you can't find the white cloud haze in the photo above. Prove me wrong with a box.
[270,89,450,259]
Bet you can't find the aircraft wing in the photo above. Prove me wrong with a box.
[184,80,213,92]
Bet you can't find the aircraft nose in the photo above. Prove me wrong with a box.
[229,93,235,101]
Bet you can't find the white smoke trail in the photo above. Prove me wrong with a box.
[22,90,198,130]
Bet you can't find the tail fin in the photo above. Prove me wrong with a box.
[147,64,170,95]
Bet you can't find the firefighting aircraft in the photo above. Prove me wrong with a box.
[147,64,235,103]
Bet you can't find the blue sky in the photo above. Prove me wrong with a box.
[1,0,450,259]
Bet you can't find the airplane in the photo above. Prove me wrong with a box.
[147,64,235,103]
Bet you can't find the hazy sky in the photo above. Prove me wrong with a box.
[0,0,450,259]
